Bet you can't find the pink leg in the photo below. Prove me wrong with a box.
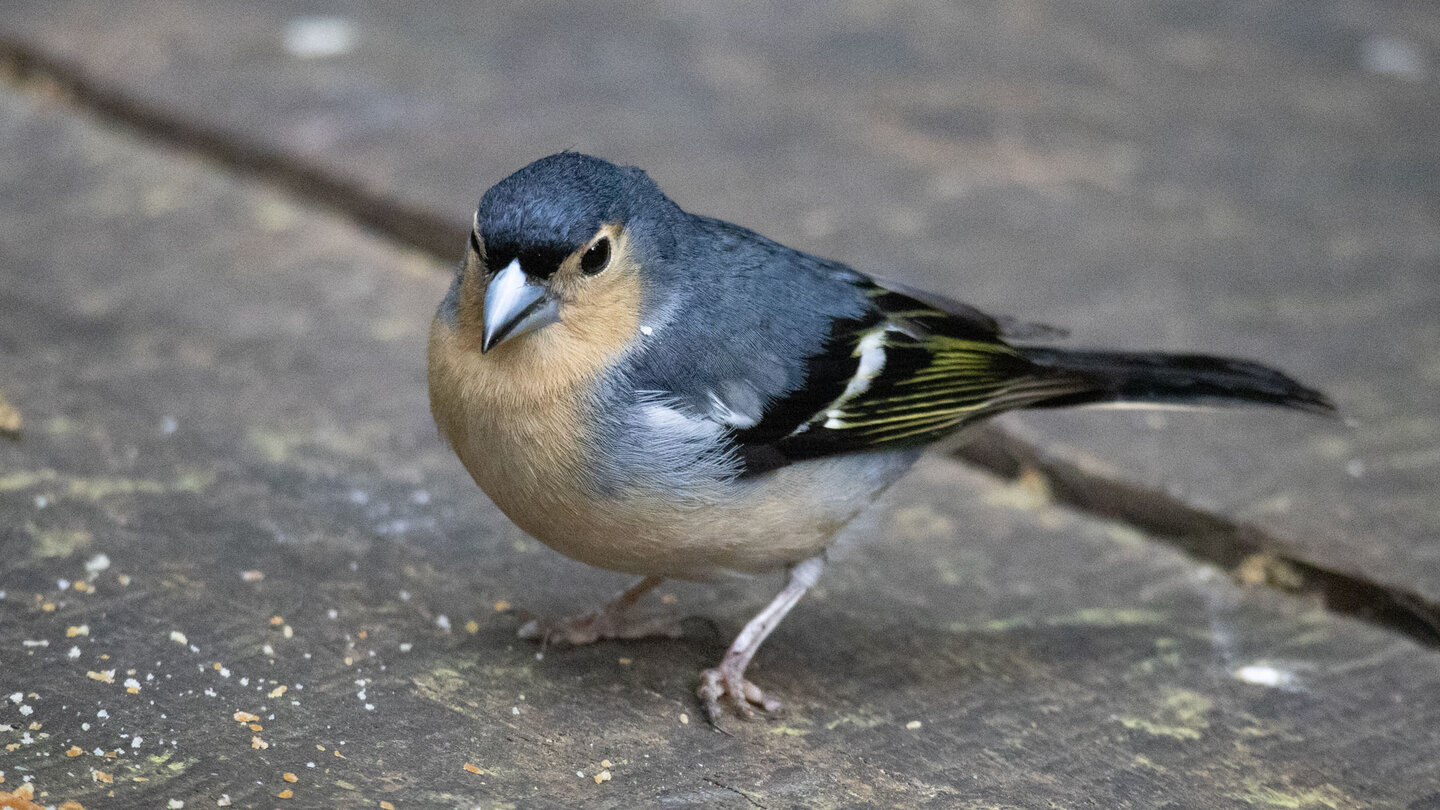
[697,556,824,722]
[517,575,682,645]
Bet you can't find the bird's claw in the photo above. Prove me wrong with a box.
[697,666,782,723]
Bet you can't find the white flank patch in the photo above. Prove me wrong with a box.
[706,392,758,429]
[642,403,722,441]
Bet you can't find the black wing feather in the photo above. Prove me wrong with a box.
[729,280,1092,475]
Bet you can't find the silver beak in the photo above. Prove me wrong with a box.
[481,259,560,353]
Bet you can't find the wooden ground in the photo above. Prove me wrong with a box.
[2,2,1438,808]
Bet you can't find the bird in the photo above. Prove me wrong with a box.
[427,152,1335,722]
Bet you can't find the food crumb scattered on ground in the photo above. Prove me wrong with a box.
[232,711,259,723]
[0,389,21,438]
[169,631,187,645]
[379,802,395,810]
[86,670,115,684]
[283,772,298,783]
[66,745,83,757]
[276,789,292,800]
[679,713,689,725]
[492,600,510,612]
[91,770,112,784]
[66,625,89,637]
[251,736,268,750]
[240,571,264,582]
[594,770,612,784]
[268,685,287,698]
[0,783,40,810]
[462,762,482,774]
[905,720,922,730]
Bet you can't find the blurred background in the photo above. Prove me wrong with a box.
[2,2,1438,807]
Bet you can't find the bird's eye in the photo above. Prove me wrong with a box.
[580,237,611,275]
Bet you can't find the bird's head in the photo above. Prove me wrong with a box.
[460,152,679,354]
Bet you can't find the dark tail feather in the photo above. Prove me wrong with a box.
[1017,347,1338,416]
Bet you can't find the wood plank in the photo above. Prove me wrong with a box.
[1,84,1439,808]
[2,0,1434,602]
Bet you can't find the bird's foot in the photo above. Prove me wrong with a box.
[517,610,683,646]
[697,665,783,723]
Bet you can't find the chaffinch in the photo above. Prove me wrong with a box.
[427,152,1334,721]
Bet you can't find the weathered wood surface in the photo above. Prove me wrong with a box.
[1,2,1438,808]
[2,0,1435,603]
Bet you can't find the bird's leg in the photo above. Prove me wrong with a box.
[517,575,682,645]
[698,555,824,722]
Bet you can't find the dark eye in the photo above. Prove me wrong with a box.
[580,237,611,275]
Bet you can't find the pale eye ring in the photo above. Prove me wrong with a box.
[580,237,611,275]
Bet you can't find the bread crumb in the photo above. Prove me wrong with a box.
[233,711,260,723]
[462,763,482,774]
[86,670,115,684]
[66,745,84,757]
[59,801,85,810]
[379,802,395,810]
[268,685,287,698]
[240,571,264,582]
[0,390,20,437]
[464,620,480,634]
[92,770,113,784]
[251,736,269,750]
[594,769,612,784]
[492,600,511,612]
[679,713,689,725]
[617,658,632,666]
[66,625,89,637]
[276,789,293,799]
[169,630,188,645]
[0,784,40,810]
[248,723,263,732]
[270,616,284,626]
[282,773,298,783]
[905,720,922,730]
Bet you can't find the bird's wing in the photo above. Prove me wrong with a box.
[726,279,1090,474]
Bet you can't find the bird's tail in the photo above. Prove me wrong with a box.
[1014,347,1337,416]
